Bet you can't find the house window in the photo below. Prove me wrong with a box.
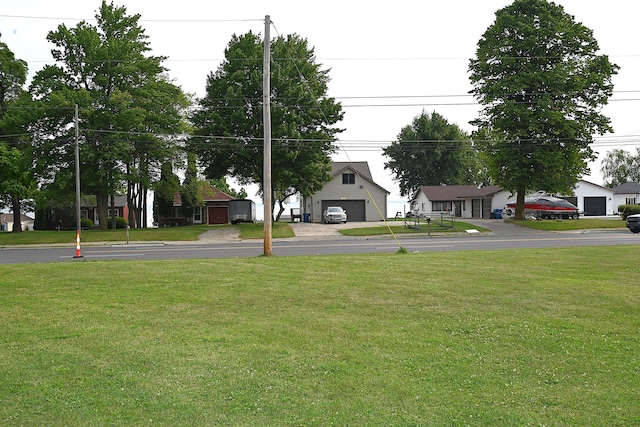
[342,173,355,184]
[108,208,119,218]
[626,197,636,205]
[432,201,453,212]
[81,209,89,219]
[193,207,202,222]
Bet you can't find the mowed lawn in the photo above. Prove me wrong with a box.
[1,247,638,426]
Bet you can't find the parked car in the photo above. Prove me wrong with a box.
[322,206,347,224]
[626,213,640,233]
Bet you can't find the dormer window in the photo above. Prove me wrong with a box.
[342,173,355,184]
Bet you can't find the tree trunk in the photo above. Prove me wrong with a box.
[96,192,109,230]
[142,187,147,228]
[275,199,285,222]
[515,185,526,220]
[11,196,22,233]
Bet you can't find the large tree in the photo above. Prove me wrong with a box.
[469,0,618,219]
[383,110,486,199]
[0,33,34,232]
[600,148,640,188]
[190,32,343,220]
[30,1,189,229]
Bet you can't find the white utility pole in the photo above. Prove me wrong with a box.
[263,15,273,256]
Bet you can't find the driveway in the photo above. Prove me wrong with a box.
[289,219,532,237]
[289,221,363,237]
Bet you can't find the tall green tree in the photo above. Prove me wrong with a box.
[468,0,618,219]
[179,151,203,224]
[383,111,485,199]
[0,33,34,232]
[30,1,189,229]
[209,178,247,200]
[153,162,180,226]
[600,148,640,187]
[190,31,343,220]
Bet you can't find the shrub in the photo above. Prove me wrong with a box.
[618,204,640,219]
[81,217,94,229]
[106,217,128,229]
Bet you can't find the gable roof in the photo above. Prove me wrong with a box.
[331,161,372,180]
[613,182,640,194]
[1,213,34,223]
[330,162,389,195]
[417,185,503,201]
[173,184,234,206]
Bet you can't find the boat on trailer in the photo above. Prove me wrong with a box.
[503,191,579,220]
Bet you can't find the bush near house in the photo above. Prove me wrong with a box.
[80,218,94,229]
[618,204,640,219]
[106,217,128,229]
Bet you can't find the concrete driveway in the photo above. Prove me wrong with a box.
[289,221,370,237]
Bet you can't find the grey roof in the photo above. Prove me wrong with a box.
[613,182,640,194]
[418,185,503,201]
[1,213,34,223]
[330,161,389,195]
[331,162,372,180]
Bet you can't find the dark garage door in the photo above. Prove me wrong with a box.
[322,200,366,222]
[208,206,229,224]
[583,197,606,216]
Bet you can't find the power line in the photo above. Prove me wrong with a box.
[0,14,262,23]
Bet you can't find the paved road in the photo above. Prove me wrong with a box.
[1,220,637,264]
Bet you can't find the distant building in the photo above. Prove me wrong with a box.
[1,212,35,232]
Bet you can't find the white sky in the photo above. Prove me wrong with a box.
[2,0,639,207]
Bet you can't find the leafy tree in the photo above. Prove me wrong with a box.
[29,1,189,229]
[383,111,486,199]
[468,0,618,219]
[190,31,343,220]
[0,33,34,232]
[179,151,203,224]
[600,148,640,187]
[153,162,180,226]
[209,178,248,200]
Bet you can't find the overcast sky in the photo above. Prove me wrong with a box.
[2,0,639,207]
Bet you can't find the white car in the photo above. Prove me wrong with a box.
[322,206,347,224]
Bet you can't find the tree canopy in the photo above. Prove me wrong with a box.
[190,31,343,220]
[29,1,190,228]
[383,111,485,199]
[600,148,640,187]
[0,32,34,232]
[468,0,618,219]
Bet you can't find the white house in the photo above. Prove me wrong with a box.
[573,180,616,216]
[302,162,389,222]
[411,185,510,219]
[0,213,35,232]
[612,182,640,214]
[410,179,617,219]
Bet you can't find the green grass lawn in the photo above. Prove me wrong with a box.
[1,247,638,425]
[340,221,487,236]
[0,223,294,246]
[512,218,628,231]
[0,219,627,246]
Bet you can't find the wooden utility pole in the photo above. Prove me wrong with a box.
[73,104,83,258]
[263,15,273,256]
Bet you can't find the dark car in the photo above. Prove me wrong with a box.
[626,213,640,233]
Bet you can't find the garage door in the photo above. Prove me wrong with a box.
[322,200,366,222]
[583,197,606,216]
[208,206,229,224]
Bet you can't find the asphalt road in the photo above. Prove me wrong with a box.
[1,220,638,264]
